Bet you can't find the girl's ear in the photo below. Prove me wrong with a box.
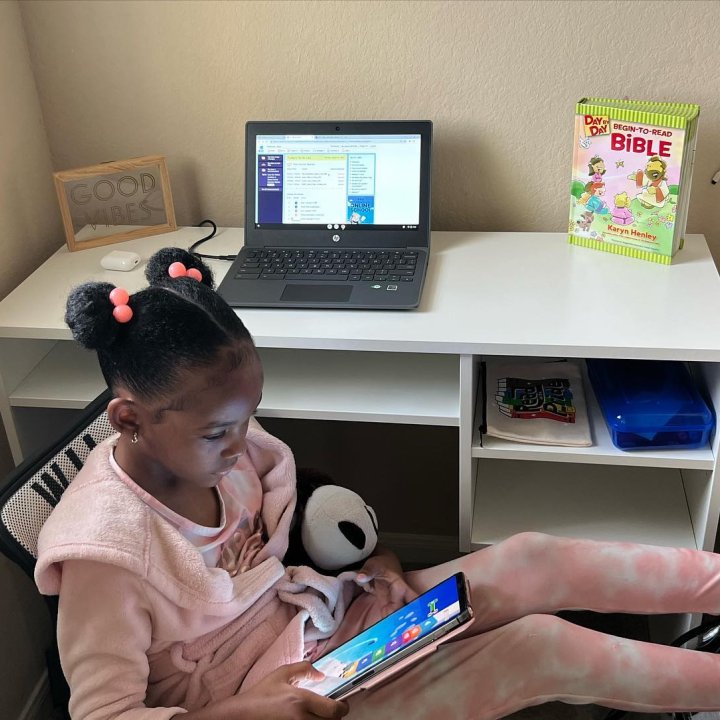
[107,396,140,435]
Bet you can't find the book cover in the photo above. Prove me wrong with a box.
[484,360,591,447]
[568,98,699,264]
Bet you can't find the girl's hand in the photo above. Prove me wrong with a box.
[355,545,418,616]
[186,662,349,720]
[239,662,349,719]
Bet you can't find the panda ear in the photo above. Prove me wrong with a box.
[366,505,378,533]
[296,468,331,508]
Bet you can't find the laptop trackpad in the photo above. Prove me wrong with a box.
[280,284,352,303]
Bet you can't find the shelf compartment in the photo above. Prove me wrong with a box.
[257,348,460,425]
[9,344,460,425]
[470,459,697,550]
[472,360,715,470]
[9,341,105,408]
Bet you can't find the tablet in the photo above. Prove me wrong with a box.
[300,571,473,700]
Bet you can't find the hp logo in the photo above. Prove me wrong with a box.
[332,234,340,243]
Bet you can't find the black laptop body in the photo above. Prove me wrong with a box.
[217,120,432,310]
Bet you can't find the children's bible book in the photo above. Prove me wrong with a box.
[568,98,699,265]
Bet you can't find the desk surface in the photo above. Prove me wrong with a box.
[2,228,720,361]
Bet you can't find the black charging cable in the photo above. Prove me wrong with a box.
[188,220,237,261]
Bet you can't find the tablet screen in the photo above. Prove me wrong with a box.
[303,572,468,698]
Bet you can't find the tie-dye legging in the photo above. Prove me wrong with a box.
[344,532,720,719]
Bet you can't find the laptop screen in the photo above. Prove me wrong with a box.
[244,121,432,249]
[254,133,421,230]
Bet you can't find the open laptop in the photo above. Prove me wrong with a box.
[217,120,432,309]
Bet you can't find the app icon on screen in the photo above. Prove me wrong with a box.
[342,661,359,679]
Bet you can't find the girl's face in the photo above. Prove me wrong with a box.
[135,350,264,490]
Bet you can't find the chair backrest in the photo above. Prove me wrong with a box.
[0,389,113,580]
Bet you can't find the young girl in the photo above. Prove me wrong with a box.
[37,247,720,720]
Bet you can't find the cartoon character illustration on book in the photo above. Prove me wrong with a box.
[578,181,595,205]
[629,156,670,209]
[588,156,606,182]
[575,210,594,231]
[580,182,610,214]
[611,192,635,226]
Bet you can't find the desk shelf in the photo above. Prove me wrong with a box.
[7,341,461,426]
[471,360,715,471]
[257,348,459,426]
[9,341,104,409]
[469,460,698,550]
[461,356,720,556]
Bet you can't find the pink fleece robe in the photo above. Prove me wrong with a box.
[35,419,357,719]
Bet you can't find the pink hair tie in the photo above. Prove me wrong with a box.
[109,287,133,323]
[168,262,202,282]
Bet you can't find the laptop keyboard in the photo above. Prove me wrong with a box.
[234,249,418,282]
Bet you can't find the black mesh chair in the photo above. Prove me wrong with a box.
[0,389,113,719]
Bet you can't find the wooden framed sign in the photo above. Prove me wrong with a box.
[53,155,177,251]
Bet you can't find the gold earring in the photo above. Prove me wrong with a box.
[131,431,139,444]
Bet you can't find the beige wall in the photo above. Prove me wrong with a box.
[2,0,720,714]
[17,0,720,260]
[0,0,65,477]
[0,2,61,716]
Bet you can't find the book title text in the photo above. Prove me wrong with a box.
[609,122,673,157]
[583,114,609,136]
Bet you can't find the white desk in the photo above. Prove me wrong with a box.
[2,227,720,556]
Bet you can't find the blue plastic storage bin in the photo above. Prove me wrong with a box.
[586,359,715,451]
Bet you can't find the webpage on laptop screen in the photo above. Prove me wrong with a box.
[255,134,421,229]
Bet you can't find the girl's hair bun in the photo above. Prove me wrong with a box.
[145,247,214,289]
[65,282,123,350]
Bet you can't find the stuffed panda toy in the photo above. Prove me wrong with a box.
[285,468,379,573]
